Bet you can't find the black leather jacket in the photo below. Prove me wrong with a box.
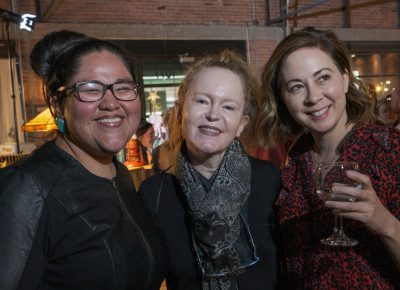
[0,142,167,290]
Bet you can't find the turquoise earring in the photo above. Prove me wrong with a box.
[56,117,65,134]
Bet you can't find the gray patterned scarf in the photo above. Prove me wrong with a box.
[176,139,257,290]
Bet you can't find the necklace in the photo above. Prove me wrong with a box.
[311,150,340,165]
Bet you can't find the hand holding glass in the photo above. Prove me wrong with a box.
[315,162,361,247]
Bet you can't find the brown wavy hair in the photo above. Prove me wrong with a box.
[258,27,373,147]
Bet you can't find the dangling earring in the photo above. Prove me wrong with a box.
[56,117,65,134]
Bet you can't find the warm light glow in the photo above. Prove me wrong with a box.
[22,108,57,132]
[146,90,160,102]
[376,86,382,92]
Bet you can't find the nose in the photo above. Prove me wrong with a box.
[304,83,322,105]
[205,104,220,121]
[98,89,121,110]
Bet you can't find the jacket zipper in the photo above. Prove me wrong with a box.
[112,178,154,288]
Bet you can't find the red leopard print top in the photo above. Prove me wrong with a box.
[275,124,400,289]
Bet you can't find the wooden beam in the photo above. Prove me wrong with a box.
[266,0,331,26]
[342,0,351,28]
[42,0,64,21]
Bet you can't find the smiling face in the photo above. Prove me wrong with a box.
[280,47,349,139]
[62,50,141,157]
[179,67,249,161]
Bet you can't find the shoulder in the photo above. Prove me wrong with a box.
[0,142,88,214]
[140,172,176,192]
[0,143,65,233]
[249,157,281,182]
[0,143,63,199]
[370,125,400,152]
[248,157,281,206]
[138,172,178,216]
[352,123,400,151]
[340,124,400,166]
[0,164,44,207]
[0,160,47,288]
[10,142,72,186]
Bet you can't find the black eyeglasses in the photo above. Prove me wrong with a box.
[57,80,139,102]
[191,214,259,279]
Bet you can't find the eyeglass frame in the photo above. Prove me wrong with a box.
[57,80,139,102]
[191,213,260,279]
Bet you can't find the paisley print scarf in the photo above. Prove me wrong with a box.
[176,139,257,290]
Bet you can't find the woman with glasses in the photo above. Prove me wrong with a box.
[0,30,167,289]
[259,27,400,288]
[139,50,280,290]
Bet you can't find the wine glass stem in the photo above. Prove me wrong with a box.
[338,214,344,235]
[333,210,339,234]
[333,211,346,235]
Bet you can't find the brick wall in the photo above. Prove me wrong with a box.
[0,0,399,120]
[4,0,398,29]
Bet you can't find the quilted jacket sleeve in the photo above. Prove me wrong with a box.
[0,166,45,290]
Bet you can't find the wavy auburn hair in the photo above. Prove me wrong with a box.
[258,27,373,146]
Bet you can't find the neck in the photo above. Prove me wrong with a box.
[188,150,224,179]
[55,135,116,179]
[312,123,355,163]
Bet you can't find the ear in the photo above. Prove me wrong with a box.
[50,95,64,118]
[343,69,349,94]
[235,114,249,137]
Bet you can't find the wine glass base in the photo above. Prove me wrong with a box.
[321,235,358,247]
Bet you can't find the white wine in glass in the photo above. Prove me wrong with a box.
[315,162,361,247]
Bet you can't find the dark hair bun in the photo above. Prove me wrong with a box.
[30,30,88,82]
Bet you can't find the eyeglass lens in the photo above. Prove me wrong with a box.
[76,81,137,102]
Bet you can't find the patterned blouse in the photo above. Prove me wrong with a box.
[275,124,400,289]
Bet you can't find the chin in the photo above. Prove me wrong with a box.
[102,141,126,153]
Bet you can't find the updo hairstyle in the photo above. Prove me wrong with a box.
[30,30,136,118]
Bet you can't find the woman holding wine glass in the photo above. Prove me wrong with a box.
[259,27,400,288]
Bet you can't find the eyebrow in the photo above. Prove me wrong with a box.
[285,67,334,84]
[313,67,333,77]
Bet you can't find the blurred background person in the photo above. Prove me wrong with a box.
[0,30,167,289]
[259,27,400,289]
[152,106,176,173]
[136,120,156,164]
[365,83,378,115]
[139,50,280,290]
[389,87,400,130]
[376,97,399,127]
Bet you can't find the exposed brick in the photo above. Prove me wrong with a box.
[0,0,398,122]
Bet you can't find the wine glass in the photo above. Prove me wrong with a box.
[315,162,361,247]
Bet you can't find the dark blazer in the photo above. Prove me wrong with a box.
[139,157,281,290]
